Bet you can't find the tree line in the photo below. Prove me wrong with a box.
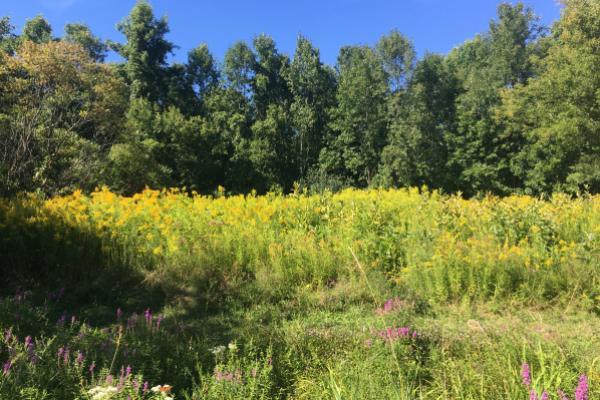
[0,0,598,196]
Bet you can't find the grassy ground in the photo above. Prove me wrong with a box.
[0,188,598,399]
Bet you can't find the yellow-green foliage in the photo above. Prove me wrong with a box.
[1,188,599,304]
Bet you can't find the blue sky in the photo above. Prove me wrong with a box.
[2,0,562,65]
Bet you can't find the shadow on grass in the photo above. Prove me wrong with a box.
[0,200,166,326]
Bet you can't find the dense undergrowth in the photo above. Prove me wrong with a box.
[0,188,599,399]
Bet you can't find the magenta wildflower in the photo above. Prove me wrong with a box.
[75,351,84,366]
[89,361,96,374]
[24,336,32,349]
[575,374,589,400]
[142,381,149,394]
[118,366,126,388]
[117,308,123,320]
[557,389,570,400]
[144,308,152,326]
[541,391,549,400]
[2,360,12,376]
[125,365,132,377]
[377,326,416,341]
[57,347,65,359]
[156,314,164,331]
[57,312,67,326]
[132,379,139,391]
[521,363,531,386]
[63,348,70,364]
[29,353,39,364]
[383,299,393,312]
[530,390,539,400]
[106,374,113,385]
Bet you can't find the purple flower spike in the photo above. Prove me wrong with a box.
[557,389,570,400]
[57,347,65,359]
[521,363,531,386]
[89,361,96,374]
[2,360,12,376]
[156,314,164,331]
[144,308,152,326]
[57,312,67,327]
[530,390,539,400]
[575,374,589,400]
[24,336,32,349]
[383,299,393,312]
[142,381,149,394]
[75,351,84,365]
[541,391,549,400]
[125,365,132,377]
[106,374,113,385]
[4,329,12,343]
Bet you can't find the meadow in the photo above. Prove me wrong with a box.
[0,187,599,399]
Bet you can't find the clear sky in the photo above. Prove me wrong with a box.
[2,0,562,65]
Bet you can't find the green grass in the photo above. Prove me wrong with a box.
[0,189,599,399]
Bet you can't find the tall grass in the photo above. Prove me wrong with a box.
[0,188,599,398]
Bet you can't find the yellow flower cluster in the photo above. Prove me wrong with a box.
[1,187,598,300]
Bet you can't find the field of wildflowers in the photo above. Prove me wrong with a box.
[0,188,599,399]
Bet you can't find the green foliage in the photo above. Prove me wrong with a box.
[322,45,389,187]
[111,0,174,102]
[377,54,459,188]
[502,0,600,194]
[444,3,543,195]
[1,189,599,398]
[0,17,17,54]
[1,0,600,196]
[22,15,52,44]
[64,23,108,62]
[286,35,336,179]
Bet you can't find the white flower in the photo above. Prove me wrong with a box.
[87,386,118,400]
[151,384,174,397]
[227,342,238,351]
[210,345,226,355]
[151,385,162,393]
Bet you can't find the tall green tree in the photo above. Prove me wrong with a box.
[111,0,173,102]
[502,0,600,193]
[445,2,544,195]
[0,41,127,195]
[247,35,296,191]
[223,41,256,97]
[187,44,219,99]
[0,17,18,54]
[286,35,337,180]
[321,45,389,187]
[375,29,415,92]
[64,23,108,62]
[377,54,459,189]
[22,15,52,44]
